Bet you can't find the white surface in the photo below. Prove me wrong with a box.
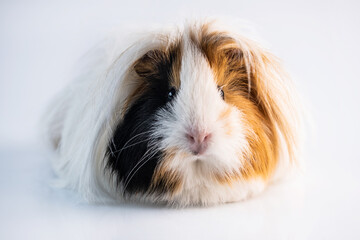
[1,0,360,239]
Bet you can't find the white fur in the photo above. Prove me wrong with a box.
[150,38,253,206]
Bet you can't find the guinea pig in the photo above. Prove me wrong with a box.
[45,20,303,206]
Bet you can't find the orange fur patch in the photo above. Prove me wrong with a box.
[189,23,294,181]
[149,148,184,195]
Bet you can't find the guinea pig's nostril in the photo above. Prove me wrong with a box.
[186,132,211,144]
[186,133,195,143]
[203,133,211,142]
[197,133,211,144]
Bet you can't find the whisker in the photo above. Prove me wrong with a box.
[112,139,149,153]
[122,145,155,188]
[109,138,117,157]
[119,131,152,150]
[111,119,151,153]
[113,131,153,163]
[127,120,151,141]
[122,150,158,195]
[122,144,158,194]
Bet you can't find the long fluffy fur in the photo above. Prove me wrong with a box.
[44,19,303,206]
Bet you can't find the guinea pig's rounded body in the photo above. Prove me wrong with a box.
[45,20,302,206]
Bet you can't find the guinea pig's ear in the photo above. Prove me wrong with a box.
[134,49,166,79]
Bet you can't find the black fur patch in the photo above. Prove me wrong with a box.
[107,44,181,195]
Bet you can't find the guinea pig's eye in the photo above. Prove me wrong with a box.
[218,86,225,100]
[168,87,176,101]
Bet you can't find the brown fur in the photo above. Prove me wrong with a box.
[189,23,297,182]
[149,148,184,195]
[122,41,183,116]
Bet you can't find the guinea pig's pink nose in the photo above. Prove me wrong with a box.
[186,130,212,155]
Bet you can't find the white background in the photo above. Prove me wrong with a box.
[1,0,360,239]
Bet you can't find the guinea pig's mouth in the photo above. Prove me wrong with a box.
[187,153,211,163]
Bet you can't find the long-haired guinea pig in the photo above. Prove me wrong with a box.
[45,20,303,206]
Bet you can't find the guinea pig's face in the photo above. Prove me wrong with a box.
[107,28,279,204]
